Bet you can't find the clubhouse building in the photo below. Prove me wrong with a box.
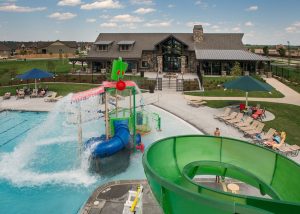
[84,25,270,76]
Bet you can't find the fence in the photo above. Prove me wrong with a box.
[271,64,300,83]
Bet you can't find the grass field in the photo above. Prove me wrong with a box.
[0,59,80,85]
[0,83,98,96]
[184,89,284,98]
[205,100,300,146]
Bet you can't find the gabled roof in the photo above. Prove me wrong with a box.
[117,40,135,45]
[88,33,195,59]
[154,34,189,48]
[88,33,245,59]
[195,49,270,61]
[37,41,77,49]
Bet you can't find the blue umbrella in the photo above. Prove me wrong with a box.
[16,68,54,89]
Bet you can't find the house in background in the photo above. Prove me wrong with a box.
[0,43,11,58]
[85,25,270,76]
[36,40,77,54]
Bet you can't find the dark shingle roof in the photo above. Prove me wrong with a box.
[195,33,244,50]
[195,49,271,61]
[87,33,245,59]
[88,33,195,59]
[37,41,77,49]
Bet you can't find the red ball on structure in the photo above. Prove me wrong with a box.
[116,80,126,91]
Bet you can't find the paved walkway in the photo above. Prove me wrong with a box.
[195,78,300,106]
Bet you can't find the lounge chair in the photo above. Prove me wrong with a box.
[225,113,243,125]
[273,133,299,157]
[244,122,265,137]
[254,128,276,144]
[239,120,259,132]
[44,92,57,102]
[30,89,38,98]
[234,116,253,128]
[187,100,207,108]
[214,108,230,119]
[219,112,238,122]
[17,89,25,99]
[3,92,11,100]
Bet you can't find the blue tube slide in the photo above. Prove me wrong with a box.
[85,119,131,158]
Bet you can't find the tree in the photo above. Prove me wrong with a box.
[277,47,286,58]
[263,46,269,56]
[250,47,255,53]
[231,62,242,76]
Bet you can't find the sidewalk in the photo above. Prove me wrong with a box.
[196,78,300,106]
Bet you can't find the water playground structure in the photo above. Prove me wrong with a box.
[71,58,161,160]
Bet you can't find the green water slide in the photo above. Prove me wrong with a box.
[143,135,300,214]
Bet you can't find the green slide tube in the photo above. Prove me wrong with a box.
[143,135,300,214]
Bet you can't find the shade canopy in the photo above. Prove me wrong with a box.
[16,68,54,80]
[223,76,273,92]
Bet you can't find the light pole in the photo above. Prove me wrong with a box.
[287,41,291,66]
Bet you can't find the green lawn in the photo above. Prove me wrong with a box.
[0,59,81,85]
[184,89,284,98]
[0,83,99,96]
[205,100,300,146]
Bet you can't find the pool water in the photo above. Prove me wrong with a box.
[0,99,201,214]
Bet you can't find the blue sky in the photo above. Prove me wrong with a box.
[0,0,299,45]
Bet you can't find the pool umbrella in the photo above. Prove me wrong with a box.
[223,76,273,106]
[16,68,54,89]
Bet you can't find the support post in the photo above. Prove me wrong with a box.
[105,91,109,140]
[132,87,136,145]
[78,103,83,154]
[116,89,118,118]
[129,89,132,115]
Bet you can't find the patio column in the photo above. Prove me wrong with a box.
[157,56,163,74]
[210,62,213,75]
[181,56,186,74]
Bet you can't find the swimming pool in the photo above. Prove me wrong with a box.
[0,102,202,214]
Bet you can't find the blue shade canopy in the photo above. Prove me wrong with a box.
[223,76,273,92]
[16,68,54,80]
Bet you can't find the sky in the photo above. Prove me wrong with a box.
[0,0,299,45]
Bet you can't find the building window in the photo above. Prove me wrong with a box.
[98,45,108,51]
[120,45,130,51]
[141,61,149,68]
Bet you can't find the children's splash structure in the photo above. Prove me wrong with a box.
[72,58,160,160]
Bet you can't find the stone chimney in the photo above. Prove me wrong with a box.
[193,25,203,43]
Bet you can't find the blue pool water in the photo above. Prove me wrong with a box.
[0,102,201,214]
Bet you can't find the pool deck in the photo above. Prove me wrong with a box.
[80,180,163,214]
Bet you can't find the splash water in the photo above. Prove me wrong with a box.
[0,95,103,187]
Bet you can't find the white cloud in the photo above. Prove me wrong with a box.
[195,0,208,9]
[211,25,219,29]
[48,12,77,20]
[245,21,254,27]
[246,5,258,11]
[81,0,122,10]
[0,4,46,12]
[99,14,110,19]
[55,30,60,34]
[232,27,241,32]
[145,20,172,27]
[86,18,97,23]
[186,21,211,27]
[57,0,82,6]
[100,22,117,27]
[133,7,155,14]
[112,14,143,23]
[130,0,153,5]
[285,21,300,33]
[168,4,175,8]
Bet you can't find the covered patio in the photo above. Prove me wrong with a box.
[196,49,271,76]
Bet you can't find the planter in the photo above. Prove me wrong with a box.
[149,85,155,93]
[267,72,272,78]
